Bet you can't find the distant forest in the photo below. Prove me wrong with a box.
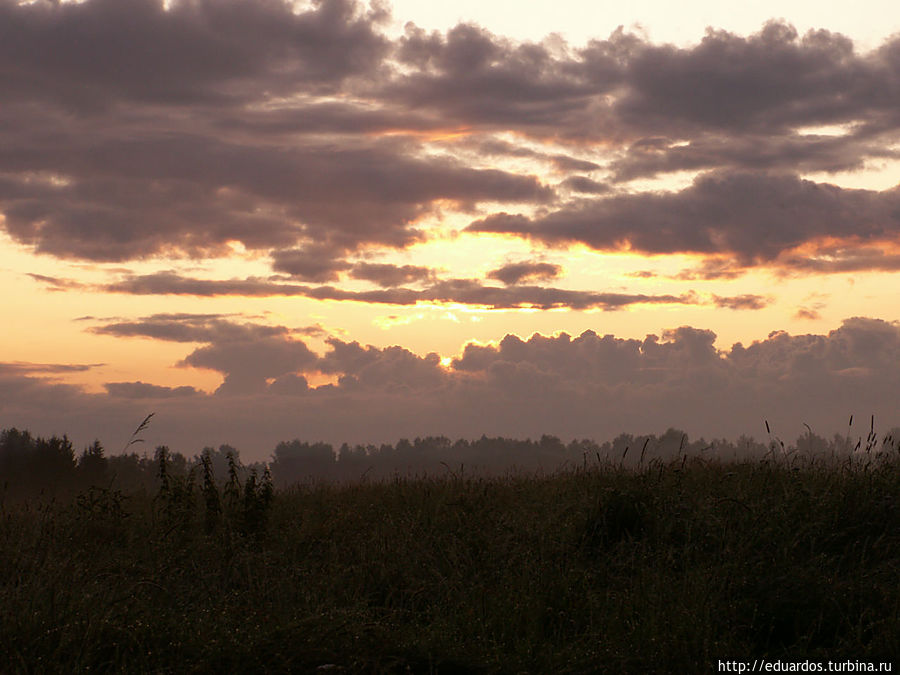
[3,421,898,497]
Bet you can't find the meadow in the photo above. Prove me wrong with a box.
[1,429,898,673]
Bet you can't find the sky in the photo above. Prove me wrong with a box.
[3,0,900,461]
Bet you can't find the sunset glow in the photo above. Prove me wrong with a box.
[4,0,900,459]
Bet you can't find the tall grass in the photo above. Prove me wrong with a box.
[1,448,897,672]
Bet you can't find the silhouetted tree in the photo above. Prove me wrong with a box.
[271,440,335,485]
[34,435,76,489]
[78,440,108,486]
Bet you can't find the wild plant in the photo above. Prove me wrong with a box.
[153,445,197,537]
[73,484,130,543]
[241,466,274,538]
[75,484,127,521]
[223,450,241,514]
[121,412,154,453]
[200,450,220,534]
[207,450,275,540]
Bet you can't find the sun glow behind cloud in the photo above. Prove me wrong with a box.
[4,0,900,456]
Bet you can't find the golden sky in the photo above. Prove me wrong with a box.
[3,0,900,458]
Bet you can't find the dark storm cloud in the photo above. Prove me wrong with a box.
[469,172,900,264]
[486,261,562,285]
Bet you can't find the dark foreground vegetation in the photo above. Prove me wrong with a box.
[1,426,899,673]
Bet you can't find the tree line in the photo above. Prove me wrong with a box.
[2,423,897,497]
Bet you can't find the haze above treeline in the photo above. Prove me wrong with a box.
[2,419,897,497]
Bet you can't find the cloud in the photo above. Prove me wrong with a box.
[611,23,872,136]
[18,269,764,313]
[25,273,86,291]
[1,0,560,263]
[319,338,446,390]
[90,313,289,343]
[608,133,899,182]
[0,0,391,110]
[1,134,553,261]
[178,335,318,396]
[390,22,605,130]
[7,5,900,458]
[270,247,354,282]
[267,373,311,395]
[795,307,822,320]
[104,381,200,398]
[5,319,900,460]
[487,261,563,285]
[3,2,900,279]
[673,258,748,280]
[468,171,900,264]
[388,19,900,152]
[712,294,772,310]
[89,314,320,396]
[464,138,601,172]
[777,245,900,275]
[0,361,103,375]
[349,262,437,287]
[675,243,900,279]
[560,176,610,194]
[450,327,724,383]
[97,270,714,310]
[726,317,900,381]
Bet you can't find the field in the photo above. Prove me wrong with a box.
[1,446,898,673]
